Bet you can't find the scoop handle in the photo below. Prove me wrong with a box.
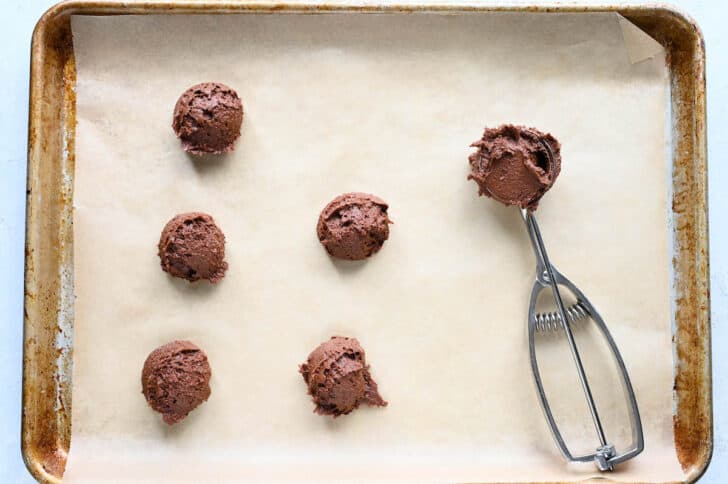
[522,209,644,470]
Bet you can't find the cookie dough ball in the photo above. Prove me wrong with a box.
[158,212,228,283]
[316,193,392,261]
[300,336,387,417]
[468,124,561,210]
[172,82,243,155]
[141,341,212,425]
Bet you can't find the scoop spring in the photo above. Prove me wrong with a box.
[534,301,590,333]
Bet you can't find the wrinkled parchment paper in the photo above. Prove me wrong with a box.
[67,11,683,482]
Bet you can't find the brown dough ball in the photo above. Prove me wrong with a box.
[172,82,243,155]
[316,193,392,261]
[468,124,561,210]
[300,336,387,417]
[158,212,228,283]
[141,341,212,425]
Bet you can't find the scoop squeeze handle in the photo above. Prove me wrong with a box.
[522,209,644,471]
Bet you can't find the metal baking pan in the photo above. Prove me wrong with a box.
[23,1,709,483]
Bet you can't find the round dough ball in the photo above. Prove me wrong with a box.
[158,212,228,283]
[141,340,212,425]
[172,82,243,155]
[316,193,392,261]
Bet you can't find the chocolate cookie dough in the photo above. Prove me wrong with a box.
[158,212,228,283]
[172,82,243,155]
[317,193,392,261]
[468,124,561,210]
[141,341,212,425]
[300,336,387,417]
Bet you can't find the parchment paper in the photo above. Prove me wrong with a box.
[67,11,683,483]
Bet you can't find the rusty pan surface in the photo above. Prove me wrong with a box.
[23,2,709,483]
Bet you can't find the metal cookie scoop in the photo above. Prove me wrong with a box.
[521,207,644,471]
[467,125,643,470]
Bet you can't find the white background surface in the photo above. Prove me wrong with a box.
[0,1,724,482]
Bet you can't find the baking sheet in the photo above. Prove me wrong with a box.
[66,11,683,482]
